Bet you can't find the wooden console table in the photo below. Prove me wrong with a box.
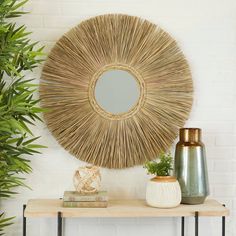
[23,199,229,236]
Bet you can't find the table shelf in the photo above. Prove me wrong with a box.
[23,198,229,236]
[24,198,229,218]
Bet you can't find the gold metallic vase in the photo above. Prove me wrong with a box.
[174,128,209,204]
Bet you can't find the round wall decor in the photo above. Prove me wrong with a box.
[40,14,193,169]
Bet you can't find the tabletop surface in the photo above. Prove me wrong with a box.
[24,199,229,218]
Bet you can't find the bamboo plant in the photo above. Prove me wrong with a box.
[0,0,45,234]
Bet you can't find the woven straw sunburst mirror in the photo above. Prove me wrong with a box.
[40,14,193,169]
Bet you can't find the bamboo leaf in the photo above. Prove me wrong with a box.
[11,0,28,11]
[22,136,40,145]
[26,144,47,149]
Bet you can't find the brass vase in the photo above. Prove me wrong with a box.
[174,128,209,204]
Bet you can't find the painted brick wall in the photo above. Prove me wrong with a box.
[2,0,236,235]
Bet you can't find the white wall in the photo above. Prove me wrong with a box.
[2,0,236,235]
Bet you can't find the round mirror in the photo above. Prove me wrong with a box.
[94,69,140,114]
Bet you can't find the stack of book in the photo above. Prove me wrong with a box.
[63,191,108,208]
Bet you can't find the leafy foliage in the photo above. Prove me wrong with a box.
[144,152,173,176]
[0,1,44,76]
[0,213,14,236]
[0,0,45,234]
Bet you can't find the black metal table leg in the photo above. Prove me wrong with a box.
[23,204,26,236]
[195,211,199,236]
[58,212,62,236]
[181,216,185,236]
[222,204,226,236]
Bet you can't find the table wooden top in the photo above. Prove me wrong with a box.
[24,199,229,218]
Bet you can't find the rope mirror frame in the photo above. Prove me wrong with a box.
[40,14,193,169]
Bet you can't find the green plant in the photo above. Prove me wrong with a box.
[144,152,173,176]
[0,213,14,236]
[0,0,45,234]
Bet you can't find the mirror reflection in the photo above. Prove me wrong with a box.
[94,69,140,114]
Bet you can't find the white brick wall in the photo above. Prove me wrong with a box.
[2,0,236,235]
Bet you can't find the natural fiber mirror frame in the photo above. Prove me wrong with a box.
[40,14,193,169]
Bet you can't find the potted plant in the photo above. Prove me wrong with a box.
[0,0,45,234]
[144,152,181,208]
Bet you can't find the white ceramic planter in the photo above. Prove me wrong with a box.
[146,176,181,208]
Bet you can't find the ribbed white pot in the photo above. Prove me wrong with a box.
[146,176,181,208]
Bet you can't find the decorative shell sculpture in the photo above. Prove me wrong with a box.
[73,166,101,194]
[40,14,193,169]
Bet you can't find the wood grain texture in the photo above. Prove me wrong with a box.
[40,14,193,168]
[24,199,229,218]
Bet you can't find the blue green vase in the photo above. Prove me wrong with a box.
[174,128,209,204]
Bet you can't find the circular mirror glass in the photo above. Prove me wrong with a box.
[94,69,140,114]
